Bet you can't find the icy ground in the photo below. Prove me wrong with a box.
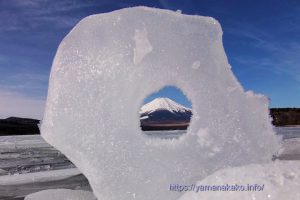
[0,127,299,199]
[21,161,300,200]
[276,126,300,139]
[0,135,89,200]
[178,161,300,200]
[0,135,74,175]
[25,189,96,200]
[0,168,90,200]
[0,127,299,175]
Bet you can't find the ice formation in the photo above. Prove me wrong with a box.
[41,7,280,200]
[25,189,96,200]
[179,161,300,200]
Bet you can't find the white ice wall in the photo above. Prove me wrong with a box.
[41,7,280,200]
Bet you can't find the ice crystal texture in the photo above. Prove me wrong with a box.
[41,7,279,200]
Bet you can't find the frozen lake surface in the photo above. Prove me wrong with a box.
[275,126,300,139]
[0,126,299,199]
[0,135,75,175]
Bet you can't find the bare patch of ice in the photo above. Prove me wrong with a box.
[133,28,153,65]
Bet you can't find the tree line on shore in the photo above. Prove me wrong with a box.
[270,108,300,126]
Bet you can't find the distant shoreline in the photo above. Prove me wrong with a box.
[141,122,190,131]
[270,108,300,126]
[0,117,40,136]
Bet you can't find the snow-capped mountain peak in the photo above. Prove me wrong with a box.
[140,97,191,114]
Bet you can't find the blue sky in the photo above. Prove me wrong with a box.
[0,0,299,118]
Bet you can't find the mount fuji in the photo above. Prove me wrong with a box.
[140,98,192,131]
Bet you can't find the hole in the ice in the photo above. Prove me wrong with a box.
[140,86,192,139]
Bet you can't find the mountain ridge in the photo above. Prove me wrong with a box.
[140,97,192,131]
[140,97,191,114]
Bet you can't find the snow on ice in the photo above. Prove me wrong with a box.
[41,7,281,200]
[179,161,300,200]
[0,168,81,186]
[140,97,191,114]
[25,189,96,200]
